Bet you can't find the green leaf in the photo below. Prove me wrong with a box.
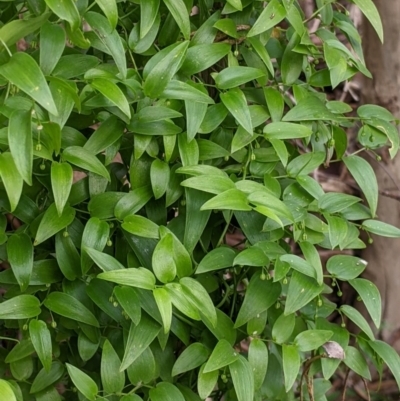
[122,215,159,239]
[180,277,217,327]
[248,338,268,389]
[115,186,153,220]
[40,22,65,75]
[283,97,337,122]
[150,383,185,401]
[196,247,236,274]
[0,152,23,212]
[0,295,41,319]
[120,314,161,371]
[327,255,367,280]
[0,11,50,49]
[285,271,324,315]
[248,0,286,37]
[140,0,160,38]
[8,109,32,185]
[167,282,201,321]
[136,106,182,123]
[369,340,400,388]
[235,272,281,328]
[34,203,75,246]
[282,344,300,392]
[84,115,125,154]
[352,0,383,42]
[85,12,127,78]
[201,189,252,211]
[114,286,141,325]
[272,313,296,344]
[362,220,400,237]
[143,41,189,98]
[85,247,125,271]
[215,67,265,90]
[340,305,375,341]
[44,0,80,31]
[163,0,190,39]
[180,43,231,75]
[44,292,99,327]
[299,242,324,285]
[127,347,156,384]
[81,217,109,274]
[98,268,156,290]
[0,53,57,115]
[29,320,52,372]
[7,233,33,291]
[229,355,255,401]
[0,380,17,401]
[233,247,269,267]
[213,18,238,38]
[101,340,124,394]
[318,193,361,214]
[343,156,378,217]
[220,88,253,135]
[204,339,238,373]
[295,330,333,352]
[181,175,235,195]
[91,78,131,118]
[63,146,110,181]
[30,361,65,394]
[96,0,118,30]
[172,343,209,376]
[51,162,73,216]
[151,159,170,199]
[153,288,172,333]
[325,215,348,249]
[198,364,218,399]
[344,346,371,380]
[264,122,312,139]
[66,364,98,401]
[349,278,381,328]
[249,191,293,223]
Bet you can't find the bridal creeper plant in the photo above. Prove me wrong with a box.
[1,0,400,400]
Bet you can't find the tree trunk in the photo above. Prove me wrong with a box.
[362,1,400,348]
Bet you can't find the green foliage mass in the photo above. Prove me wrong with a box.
[0,0,399,400]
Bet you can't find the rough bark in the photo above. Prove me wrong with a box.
[362,1,400,349]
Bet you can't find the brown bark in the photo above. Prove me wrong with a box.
[361,1,400,348]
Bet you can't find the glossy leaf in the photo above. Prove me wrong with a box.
[114,286,141,325]
[44,292,99,327]
[34,203,75,246]
[8,109,32,185]
[172,343,209,377]
[120,314,161,371]
[7,233,33,291]
[362,220,400,238]
[150,382,185,401]
[349,278,381,328]
[0,52,57,115]
[98,268,156,290]
[215,67,265,89]
[229,356,254,401]
[198,364,218,399]
[163,0,190,39]
[40,22,65,75]
[51,162,73,216]
[0,380,17,401]
[340,305,375,341]
[143,41,189,98]
[220,88,253,135]
[101,340,125,394]
[96,0,118,29]
[63,146,110,181]
[0,152,23,212]
[122,215,160,239]
[282,344,300,392]
[0,295,41,319]
[343,155,378,217]
[153,288,172,333]
[91,78,131,118]
[29,320,52,372]
[66,364,98,401]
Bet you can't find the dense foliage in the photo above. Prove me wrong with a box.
[1,0,400,400]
